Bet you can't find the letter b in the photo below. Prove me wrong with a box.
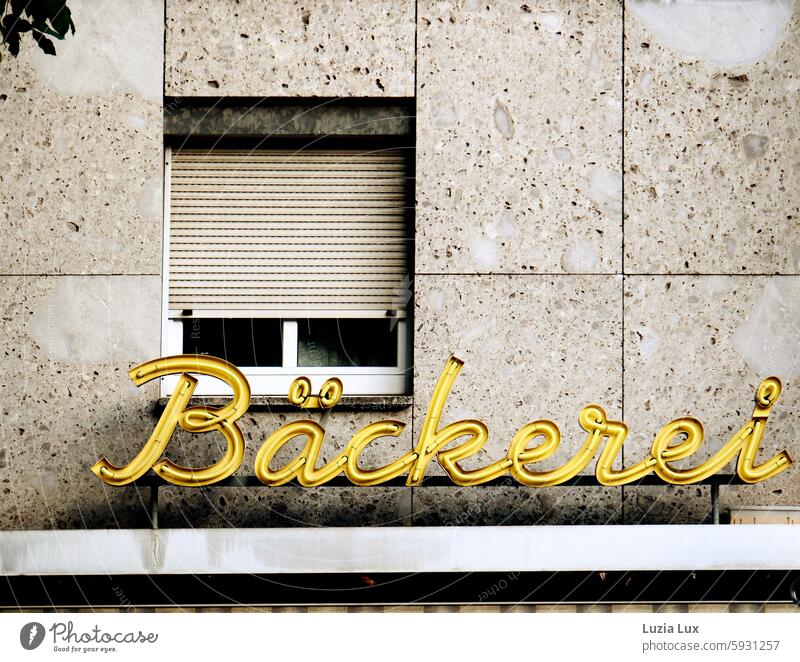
[91,355,250,487]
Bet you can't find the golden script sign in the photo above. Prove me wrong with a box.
[91,355,792,488]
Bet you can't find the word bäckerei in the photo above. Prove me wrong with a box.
[91,355,792,488]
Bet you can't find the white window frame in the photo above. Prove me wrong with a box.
[160,146,411,398]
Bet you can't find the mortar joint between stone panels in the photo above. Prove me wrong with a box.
[619,273,799,278]
[621,0,626,280]
[412,272,621,277]
[0,273,163,277]
[620,0,626,515]
[162,0,167,96]
[413,0,418,97]
[409,389,416,525]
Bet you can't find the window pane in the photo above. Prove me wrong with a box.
[181,318,282,367]
[297,319,398,367]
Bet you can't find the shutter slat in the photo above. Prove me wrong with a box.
[172,178,409,185]
[173,151,406,162]
[172,192,405,201]
[172,287,401,297]
[171,273,403,282]
[170,258,406,266]
[171,205,407,214]
[170,215,404,222]
[172,229,406,238]
[170,306,405,317]
[169,147,410,317]
[171,298,401,305]
[172,222,405,232]
[170,263,405,273]
[171,250,406,259]
[171,165,404,175]
[171,236,408,246]
[172,184,406,193]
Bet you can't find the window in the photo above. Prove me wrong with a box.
[161,145,411,397]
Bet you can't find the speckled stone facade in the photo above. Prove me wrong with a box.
[0,0,167,531]
[2,0,800,530]
[624,0,800,274]
[165,0,415,97]
[0,2,163,275]
[415,0,623,275]
[412,275,623,524]
[622,275,800,523]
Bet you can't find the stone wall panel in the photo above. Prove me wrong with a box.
[416,0,623,275]
[165,0,415,97]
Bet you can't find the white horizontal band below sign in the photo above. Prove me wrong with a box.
[167,148,411,318]
[2,526,799,576]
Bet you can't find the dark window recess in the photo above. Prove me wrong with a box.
[181,318,282,367]
[298,319,398,367]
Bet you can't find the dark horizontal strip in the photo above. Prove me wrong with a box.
[170,251,407,254]
[170,285,402,289]
[2,571,797,607]
[130,474,746,488]
[170,176,416,186]
[169,240,410,244]
[169,270,407,274]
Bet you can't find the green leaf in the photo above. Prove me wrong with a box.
[25,1,53,28]
[31,28,55,55]
[49,4,71,39]
[2,1,74,60]
[4,30,20,56]
[42,0,66,13]
[10,0,29,16]
[23,0,45,22]
[2,14,21,30]
[30,18,60,39]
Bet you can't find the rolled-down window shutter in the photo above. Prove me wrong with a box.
[168,148,410,318]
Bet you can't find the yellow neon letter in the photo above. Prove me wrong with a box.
[406,357,506,485]
[91,355,250,487]
[254,377,349,486]
[651,377,792,485]
[507,407,630,487]
[345,421,415,486]
[737,377,792,482]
